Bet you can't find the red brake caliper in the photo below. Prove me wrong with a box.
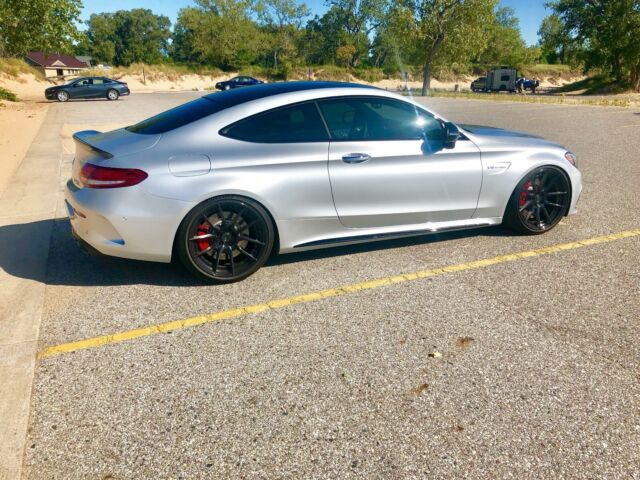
[196,223,210,251]
[519,181,532,208]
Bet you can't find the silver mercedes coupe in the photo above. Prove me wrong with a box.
[66,81,582,282]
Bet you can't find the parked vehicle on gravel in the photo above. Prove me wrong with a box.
[45,77,129,102]
[485,67,517,92]
[470,76,487,92]
[215,76,263,91]
[66,81,582,282]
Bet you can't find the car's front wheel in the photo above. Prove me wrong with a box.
[57,90,69,102]
[224,85,231,90]
[177,196,275,283]
[107,89,119,101]
[504,166,570,234]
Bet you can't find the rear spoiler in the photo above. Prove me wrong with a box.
[73,130,113,159]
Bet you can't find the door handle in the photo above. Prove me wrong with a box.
[342,153,370,164]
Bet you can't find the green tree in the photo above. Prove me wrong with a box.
[476,6,532,68]
[172,0,264,69]
[392,0,497,95]
[257,0,310,71]
[0,0,82,56]
[537,14,576,64]
[84,9,171,66]
[300,0,389,66]
[550,0,640,90]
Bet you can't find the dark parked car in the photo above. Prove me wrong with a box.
[215,76,263,91]
[470,76,487,92]
[45,77,130,102]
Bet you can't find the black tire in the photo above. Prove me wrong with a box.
[107,89,119,101]
[504,166,570,235]
[57,90,69,102]
[177,196,275,283]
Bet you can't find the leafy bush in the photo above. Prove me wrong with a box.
[0,86,18,101]
[312,65,352,81]
[353,67,384,83]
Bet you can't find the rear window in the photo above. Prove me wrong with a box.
[220,102,329,143]
[125,87,282,135]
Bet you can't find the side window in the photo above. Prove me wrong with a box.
[317,97,443,142]
[103,78,113,84]
[92,78,104,85]
[220,102,329,143]
[501,74,511,81]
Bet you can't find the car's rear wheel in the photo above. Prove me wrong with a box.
[504,166,570,234]
[107,89,119,101]
[177,196,274,282]
[57,91,69,102]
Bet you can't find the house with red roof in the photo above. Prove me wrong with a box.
[25,52,89,79]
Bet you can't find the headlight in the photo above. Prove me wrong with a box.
[564,152,577,166]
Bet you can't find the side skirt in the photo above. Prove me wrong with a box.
[292,221,497,249]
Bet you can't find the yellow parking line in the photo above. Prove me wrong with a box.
[37,228,640,360]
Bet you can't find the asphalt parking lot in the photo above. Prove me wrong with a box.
[10,93,640,478]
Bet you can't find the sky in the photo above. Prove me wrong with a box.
[79,0,551,46]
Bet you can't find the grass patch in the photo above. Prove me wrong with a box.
[0,58,43,79]
[422,89,632,107]
[553,75,631,95]
[0,86,18,101]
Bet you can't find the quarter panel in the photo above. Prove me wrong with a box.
[137,135,335,224]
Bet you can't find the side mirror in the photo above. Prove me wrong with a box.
[444,122,460,149]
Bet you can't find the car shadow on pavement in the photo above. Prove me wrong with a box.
[0,218,513,287]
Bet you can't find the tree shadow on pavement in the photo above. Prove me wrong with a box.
[0,218,513,288]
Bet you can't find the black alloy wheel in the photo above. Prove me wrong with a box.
[178,196,274,282]
[505,166,570,234]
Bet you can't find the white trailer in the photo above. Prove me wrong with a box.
[485,67,517,92]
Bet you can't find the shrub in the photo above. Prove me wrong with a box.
[0,86,18,101]
[353,67,384,83]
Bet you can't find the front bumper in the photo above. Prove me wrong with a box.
[567,167,582,215]
[65,179,193,263]
[45,91,57,100]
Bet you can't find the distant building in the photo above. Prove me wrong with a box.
[25,52,89,78]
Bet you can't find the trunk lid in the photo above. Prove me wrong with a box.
[72,129,160,187]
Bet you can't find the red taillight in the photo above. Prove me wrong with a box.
[80,163,148,189]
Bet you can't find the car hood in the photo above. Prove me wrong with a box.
[459,124,565,150]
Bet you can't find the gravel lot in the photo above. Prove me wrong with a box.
[18,93,639,478]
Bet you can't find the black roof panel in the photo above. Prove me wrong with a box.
[127,81,376,135]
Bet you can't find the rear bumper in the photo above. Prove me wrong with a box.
[65,179,194,263]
